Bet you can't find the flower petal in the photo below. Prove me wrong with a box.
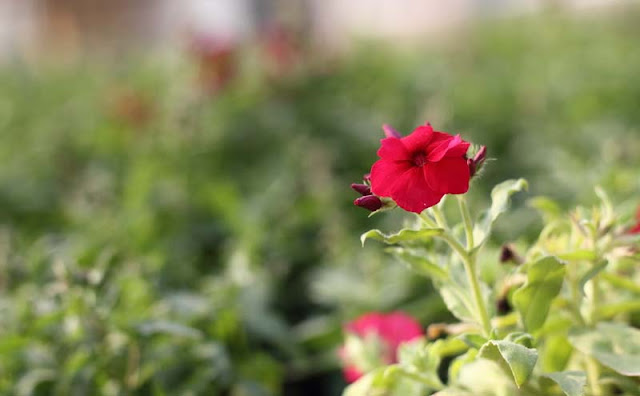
[424,157,470,194]
[370,159,412,197]
[377,137,409,160]
[426,133,470,162]
[379,312,424,353]
[388,167,444,213]
[400,124,434,151]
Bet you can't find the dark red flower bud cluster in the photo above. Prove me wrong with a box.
[351,175,383,212]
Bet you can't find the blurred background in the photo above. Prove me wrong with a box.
[0,0,639,395]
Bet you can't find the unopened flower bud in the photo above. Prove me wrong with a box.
[469,146,487,177]
[500,244,522,264]
[363,173,371,183]
[382,124,402,139]
[351,183,371,196]
[496,296,512,315]
[354,195,383,212]
[467,158,475,177]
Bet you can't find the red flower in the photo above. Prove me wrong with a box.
[370,124,471,213]
[339,311,423,383]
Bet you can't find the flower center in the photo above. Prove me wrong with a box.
[412,152,428,167]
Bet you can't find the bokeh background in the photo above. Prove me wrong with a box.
[0,0,639,395]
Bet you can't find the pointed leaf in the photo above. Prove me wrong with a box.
[478,340,538,387]
[569,322,640,376]
[473,179,528,248]
[542,371,586,396]
[512,256,565,333]
[361,228,444,247]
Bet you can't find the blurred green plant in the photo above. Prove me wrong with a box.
[0,6,639,395]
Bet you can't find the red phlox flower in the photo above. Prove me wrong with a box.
[339,311,423,383]
[370,123,471,213]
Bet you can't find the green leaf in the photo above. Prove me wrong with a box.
[540,334,573,372]
[457,334,488,349]
[478,340,538,387]
[448,349,478,383]
[541,371,586,396]
[397,339,445,390]
[390,249,448,281]
[439,284,476,323]
[556,250,597,261]
[569,322,640,376]
[512,256,566,333]
[361,228,445,247]
[473,179,528,249]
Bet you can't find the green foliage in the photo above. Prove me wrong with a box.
[569,323,640,377]
[541,371,587,396]
[513,256,566,333]
[473,179,528,249]
[2,5,640,395]
[478,340,538,387]
[354,163,639,394]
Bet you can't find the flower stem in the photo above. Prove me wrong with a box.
[585,355,603,396]
[439,233,492,337]
[457,195,475,249]
[461,254,492,337]
[418,212,438,228]
[430,205,449,230]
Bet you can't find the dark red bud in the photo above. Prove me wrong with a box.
[469,146,487,177]
[499,244,522,264]
[382,124,402,139]
[354,195,383,212]
[467,158,476,177]
[496,296,511,315]
[473,145,487,164]
[351,183,371,196]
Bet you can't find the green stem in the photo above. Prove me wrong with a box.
[430,205,449,230]
[601,272,640,294]
[439,233,492,337]
[457,195,475,249]
[462,255,492,338]
[418,212,438,228]
[595,300,640,319]
[585,355,603,396]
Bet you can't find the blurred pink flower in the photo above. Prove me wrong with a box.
[629,206,640,234]
[339,311,423,383]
